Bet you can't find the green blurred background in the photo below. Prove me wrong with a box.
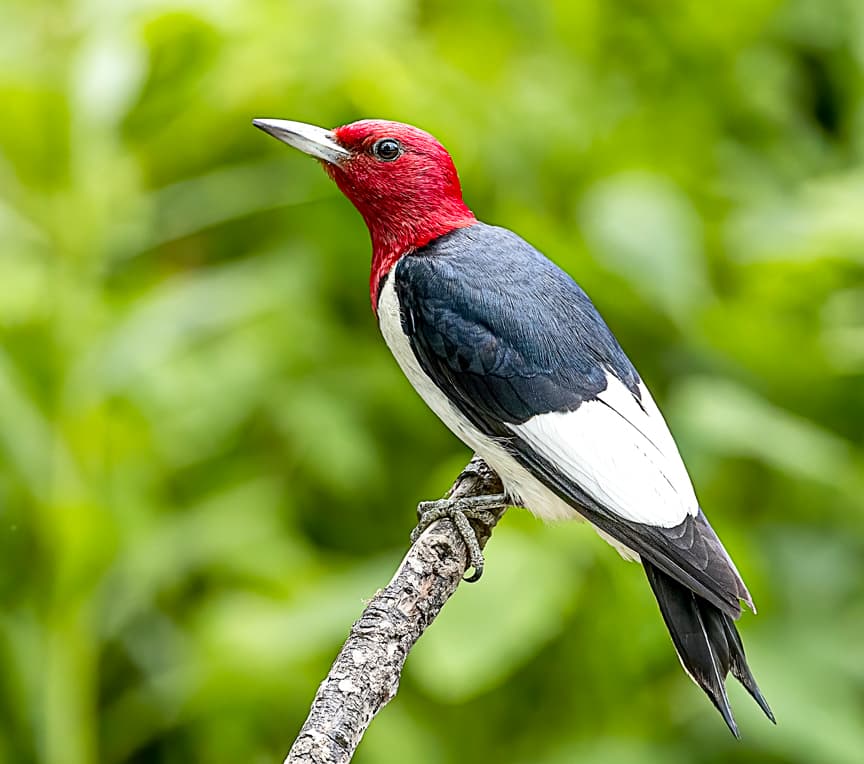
[1,0,863,762]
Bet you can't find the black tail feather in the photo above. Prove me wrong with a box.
[721,617,776,723]
[644,561,773,736]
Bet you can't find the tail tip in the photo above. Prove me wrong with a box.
[754,690,776,724]
[714,693,740,739]
[722,709,741,739]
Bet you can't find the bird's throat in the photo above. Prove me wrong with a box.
[367,206,476,311]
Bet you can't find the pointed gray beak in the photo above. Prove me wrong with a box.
[252,118,350,164]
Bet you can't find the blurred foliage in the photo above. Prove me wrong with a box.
[0,0,863,762]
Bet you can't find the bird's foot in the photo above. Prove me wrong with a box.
[411,493,509,582]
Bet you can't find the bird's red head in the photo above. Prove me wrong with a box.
[253,118,476,310]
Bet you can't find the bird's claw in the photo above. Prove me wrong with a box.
[411,494,507,582]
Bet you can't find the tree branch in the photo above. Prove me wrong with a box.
[284,455,505,764]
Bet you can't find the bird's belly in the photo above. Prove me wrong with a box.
[377,275,579,523]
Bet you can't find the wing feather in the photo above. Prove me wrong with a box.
[510,374,698,527]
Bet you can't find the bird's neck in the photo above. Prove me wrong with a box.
[366,200,476,311]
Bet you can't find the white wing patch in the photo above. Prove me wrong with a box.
[509,373,698,528]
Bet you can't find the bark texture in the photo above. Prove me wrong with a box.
[284,455,504,764]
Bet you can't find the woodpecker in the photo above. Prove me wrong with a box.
[253,117,774,736]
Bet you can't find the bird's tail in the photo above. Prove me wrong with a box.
[643,561,775,737]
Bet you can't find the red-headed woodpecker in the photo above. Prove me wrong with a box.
[253,117,774,736]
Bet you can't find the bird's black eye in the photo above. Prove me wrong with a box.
[372,138,402,161]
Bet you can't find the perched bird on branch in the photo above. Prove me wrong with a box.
[253,117,774,736]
